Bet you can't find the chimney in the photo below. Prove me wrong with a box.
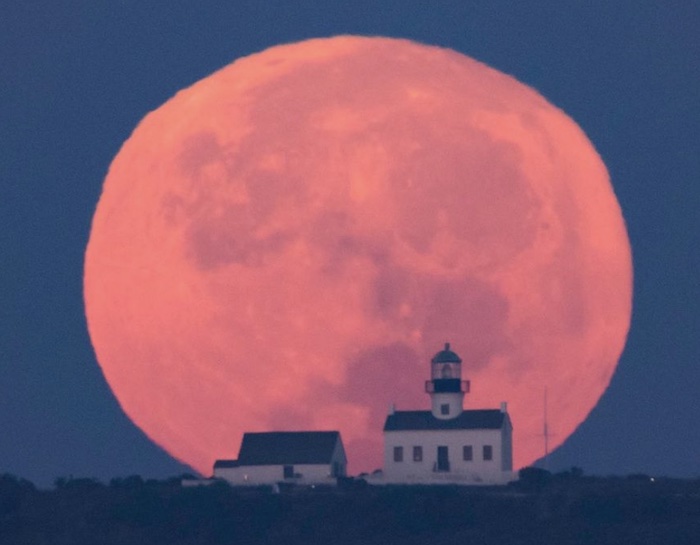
[388,403,396,415]
[500,401,508,413]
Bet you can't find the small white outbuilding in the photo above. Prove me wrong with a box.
[213,431,347,486]
[382,343,514,485]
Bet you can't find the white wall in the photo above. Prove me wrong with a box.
[383,429,514,485]
[430,393,464,419]
[330,436,348,476]
[501,417,513,472]
[215,463,339,486]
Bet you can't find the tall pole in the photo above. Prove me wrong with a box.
[543,387,549,470]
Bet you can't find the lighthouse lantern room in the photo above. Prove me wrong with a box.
[425,342,470,420]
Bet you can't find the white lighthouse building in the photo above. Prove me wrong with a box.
[382,343,514,485]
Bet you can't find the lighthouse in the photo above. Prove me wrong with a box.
[382,342,514,485]
[425,342,470,419]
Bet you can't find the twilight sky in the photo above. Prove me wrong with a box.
[1,1,698,486]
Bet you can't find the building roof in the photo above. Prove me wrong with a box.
[431,342,462,364]
[213,459,239,469]
[236,431,342,466]
[384,410,507,431]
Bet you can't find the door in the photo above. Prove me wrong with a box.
[437,446,449,472]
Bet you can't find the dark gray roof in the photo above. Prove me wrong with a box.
[213,459,239,469]
[237,431,341,466]
[431,342,462,364]
[384,410,506,431]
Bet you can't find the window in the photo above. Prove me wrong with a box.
[483,445,493,461]
[463,445,473,461]
[440,404,450,415]
[413,446,423,462]
[393,446,404,462]
[283,465,294,478]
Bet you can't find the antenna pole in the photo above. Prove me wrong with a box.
[543,387,549,470]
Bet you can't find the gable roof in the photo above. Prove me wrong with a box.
[237,431,342,466]
[384,410,507,431]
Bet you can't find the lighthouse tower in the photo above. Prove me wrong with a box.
[425,343,470,419]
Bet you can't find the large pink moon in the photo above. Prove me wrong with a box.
[84,36,632,475]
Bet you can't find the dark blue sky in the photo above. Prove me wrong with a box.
[1,1,698,486]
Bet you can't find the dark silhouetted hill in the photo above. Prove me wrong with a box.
[1,469,700,544]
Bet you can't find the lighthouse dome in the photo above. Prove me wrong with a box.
[431,343,462,364]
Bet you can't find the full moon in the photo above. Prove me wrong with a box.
[84,36,632,475]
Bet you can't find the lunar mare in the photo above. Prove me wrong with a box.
[84,36,632,474]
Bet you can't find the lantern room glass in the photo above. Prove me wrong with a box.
[432,361,462,380]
